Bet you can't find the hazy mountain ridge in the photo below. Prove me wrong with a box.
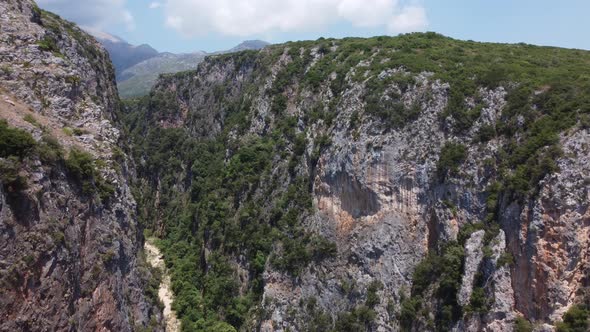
[92,33,269,98]
[86,29,159,78]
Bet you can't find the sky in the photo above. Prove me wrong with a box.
[36,0,590,53]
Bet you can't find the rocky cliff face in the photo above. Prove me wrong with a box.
[0,1,162,331]
[125,35,590,331]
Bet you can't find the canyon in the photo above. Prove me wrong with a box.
[0,1,589,331]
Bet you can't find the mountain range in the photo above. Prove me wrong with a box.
[87,30,269,98]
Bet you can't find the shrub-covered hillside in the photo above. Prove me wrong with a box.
[119,33,590,331]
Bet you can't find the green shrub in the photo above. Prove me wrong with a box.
[556,305,589,332]
[72,127,89,136]
[476,124,496,142]
[37,134,64,162]
[437,142,467,179]
[65,148,111,198]
[293,133,307,156]
[271,94,287,114]
[23,114,40,127]
[497,252,515,267]
[310,236,337,261]
[365,280,383,308]
[465,287,489,314]
[0,65,12,76]
[514,316,533,332]
[65,75,81,85]
[399,296,421,331]
[66,148,96,179]
[0,157,27,191]
[363,75,421,129]
[271,237,312,276]
[0,120,36,158]
[97,180,115,201]
[208,321,237,332]
[334,305,377,332]
[37,35,60,53]
[62,127,74,136]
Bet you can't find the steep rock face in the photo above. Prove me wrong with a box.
[0,1,162,331]
[124,35,590,331]
[510,128,590,321]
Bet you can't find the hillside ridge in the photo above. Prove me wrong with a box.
[120,32,590,331]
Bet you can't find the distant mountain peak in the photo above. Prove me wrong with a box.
[85,28,159,78]
[91,37,271,97]
[228,40,270,52]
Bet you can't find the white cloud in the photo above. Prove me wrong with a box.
[387,6,428,33]
[149,2,162,9]
[36,0,135,30]
[163,0,428,37]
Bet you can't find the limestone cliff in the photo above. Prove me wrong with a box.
[0,1,162,330]
[2,2,588,330]
[124,35,590,331]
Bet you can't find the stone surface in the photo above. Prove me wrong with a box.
[138,43,590,331]
[458,230,485,307]
[0,1,163,331]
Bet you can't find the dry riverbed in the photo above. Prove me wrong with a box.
[145,239,181,332]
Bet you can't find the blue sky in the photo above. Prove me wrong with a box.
[37,0,590,53]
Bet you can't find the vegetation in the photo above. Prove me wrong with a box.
[0,120,36,158]
[334,280,383,332]
[0,123,62,193]
[65,148,115,200]
[0,157,28,192]
[121,74,337,329]
[437,142,468,179]
[37,35,60,54]
[0,117,114,205]
[514,316,533,332]
[556,305,589,332]
[400,240,467,331]
[23,114,40,127]
[118,32,590,331]
[364,73,420,129]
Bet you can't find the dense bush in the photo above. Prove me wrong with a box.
[65,148,96,179]
[437,142,467,179]
[37,35,60,53]
[363,74,421,129]
[0,157,27,191]
[403,242,465,330]
[465,287,489,314]
[37,134,64,162]
[65,148,114,199]
[556,305,589,332]
[334,305,377,332]
[399,295,422,331]
[0,120,36,158]
[514,316,533,332]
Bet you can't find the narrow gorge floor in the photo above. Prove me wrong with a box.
[145,239,181,332]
